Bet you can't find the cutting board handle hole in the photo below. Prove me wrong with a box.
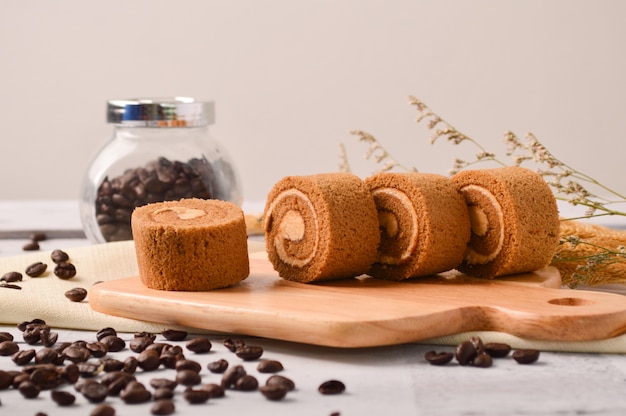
[547,297,593,307]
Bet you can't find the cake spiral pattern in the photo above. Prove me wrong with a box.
[263,173,380,283]
[365,172,471,280]
[451,166,560,278]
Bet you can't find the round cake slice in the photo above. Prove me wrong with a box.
[131,198,249,291]
[365,172,471,280]
[451,166,560,278]
[263,172,380,283]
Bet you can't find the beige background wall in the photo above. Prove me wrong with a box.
[1,0,625,204]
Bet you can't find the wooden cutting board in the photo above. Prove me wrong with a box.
[89,255,626,348]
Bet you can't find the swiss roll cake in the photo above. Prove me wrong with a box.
[131,198,250,291]
[451,166,560,278]
[263,173,380,283]
[365,172,471,280]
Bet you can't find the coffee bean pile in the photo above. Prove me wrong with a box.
[94,156,225,242]
[1,249,81,297]
[0,321,347,415]
[424,336,540,368]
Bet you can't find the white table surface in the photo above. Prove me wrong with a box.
[2,200,626,416]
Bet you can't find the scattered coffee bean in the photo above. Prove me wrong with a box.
[176,359,202,373]
[1,271,23,282]
[199,382,225,398]
[82,381,109,403]
[161,329,187,341]
[221,364,246,389]
[473,353,493,368]
[90,403,116,416]
[186,337,212,354]
[223,338,245,352]
[184,388,211,404]
[318,379,346,395]
[129,335,155,353]
[0,282,21,290]
[12,349,35,366]
[153,387,175,400]
[25,262,48,277]
[484,342,512,358]
[64,345,91,363]
[30,232,47,242]
[19,380,41,398]
[455,340,478,366]
[260,384,288,401]
[424,351,454,366]
[120,381,152,404]
[100,335,126,352]
[152,399,176,415]
[137,350,161,371]
[51,390,76,406]
[0,332,13,342]
[0,341,19,356]
[266,375,295,391]
[96,327,117,342]
[35,348,59,365]
[54,262,77,279]
[149,378,178,390]
[512,349,540,364]
[23,241,40,251]
[65,287,88,302]
[235,374,259,391]
[86,342,109,358]
[50,249,70,264]
[176,369,201,386]
[207,358,229,373]
[236,345,264,361]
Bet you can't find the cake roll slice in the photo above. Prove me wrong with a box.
[263,173,380,283]
[451,166,560,278]
[365,172,471,280]
[131,198,250,291]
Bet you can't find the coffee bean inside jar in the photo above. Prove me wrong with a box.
[80,98,242,243]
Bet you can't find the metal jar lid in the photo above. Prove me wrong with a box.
[107,97,215,127]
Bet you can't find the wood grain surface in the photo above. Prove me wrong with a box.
[89,256,626,347]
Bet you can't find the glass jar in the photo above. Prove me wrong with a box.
[80,97,242,243]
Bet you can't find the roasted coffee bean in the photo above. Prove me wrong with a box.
[186,337,212,353]
[64,287,88,302]
[130,335,155,353]
[473,353,493,368]
[260,384,288,401]
[90,403,116,416]
[12,372,29,389]
[19,380,41,398]
[63,345,91,363]
[137,350,161,371]
[86,342,109,358]
[120,381,152,404]
[23,241,40,251]
[159,350,183,369]
[100,335,126,352]
[176,369,201,386]
[0,370,15,389]
[96,327,117,341]
[30,366,62,390]
[74,378,99,393]
[161,329,187,341]
[470,336,485,354]
[484,342,512,358]
[0,332,13,342]
[153,387,175,400]
[455,340,478,366]
[150,378,178,390]
[18,318,46,331]
[1,271,23,282]
[199,382,225,398]
[54,262,76,279]
[221,364,246,389]
[35,348,59,365]
[40,329,58,347]
[0,282,21,290]
[50,249,70,264]
[101,371,136,396]
[319,379,346,395]
[146,342,169,355]
[0,341,19,356]
[424,350,454,366]
[78,361,103,378]
[60,363,80,384]
[12,349,35,365]
[257,359,284,373]
[176,359,202,373]
[235,374,259,391]
[22,324,44,344]
[82,381,110,403]
[236,345,264,361]
[123,356,138,373]
[100,358,124,372]
[184,388,211,404]
[223,338,245,352]
[207,358,229,373]
[152,399,176,415]
[51,390,76,406]
[25,262,47,277]
[266,375,295,392]
[512,349,540,364]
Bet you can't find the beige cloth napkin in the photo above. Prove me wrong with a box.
[2,240,626,353]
